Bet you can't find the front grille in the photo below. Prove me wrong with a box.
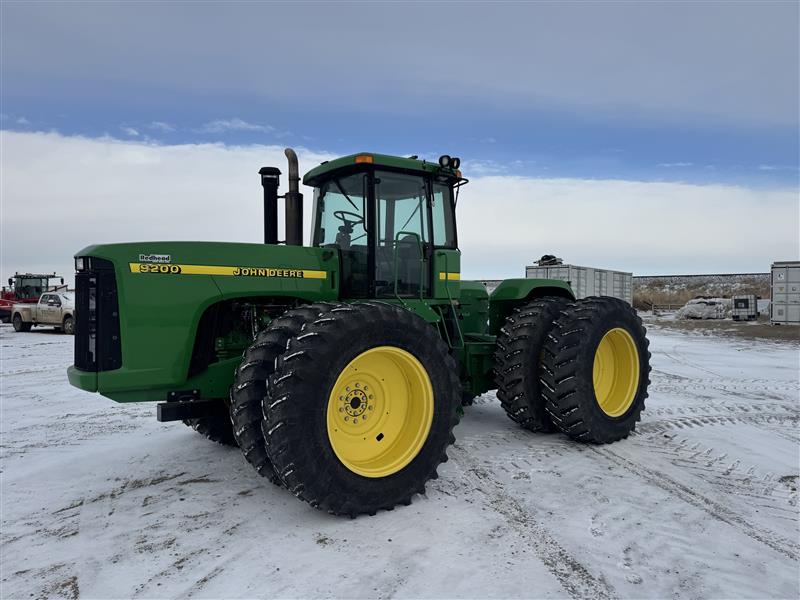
[74,257,121,371]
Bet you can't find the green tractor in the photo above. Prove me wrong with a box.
[68,149,650,516]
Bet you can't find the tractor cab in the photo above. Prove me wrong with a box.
[304,154,465,300]
[5,273,65,302]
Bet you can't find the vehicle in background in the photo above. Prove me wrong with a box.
[12,292,75,334]
[0,273,66,322]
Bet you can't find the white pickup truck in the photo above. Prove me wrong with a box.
[12,292,76,334]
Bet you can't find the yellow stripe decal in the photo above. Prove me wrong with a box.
[438,272,461,281]
[129,263,327,279]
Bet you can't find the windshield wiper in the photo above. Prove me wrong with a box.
[334,179,360,212]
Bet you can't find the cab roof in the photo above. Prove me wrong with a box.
[303,152,460,186]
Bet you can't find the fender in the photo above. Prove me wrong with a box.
[488,278,575,334]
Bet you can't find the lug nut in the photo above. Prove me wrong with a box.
[344,416,349,422]
[339,407,343,412]
[346,386,351,391]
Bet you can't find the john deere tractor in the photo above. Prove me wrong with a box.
[68,149,650,516]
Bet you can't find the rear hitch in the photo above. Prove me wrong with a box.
[157,393,228,422]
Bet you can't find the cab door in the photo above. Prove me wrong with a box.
[373,172,431,298]
[39,294,57,323]
[429,180,460,300]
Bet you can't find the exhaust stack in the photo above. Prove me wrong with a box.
[258,148,303,246]
[284,148,303,246]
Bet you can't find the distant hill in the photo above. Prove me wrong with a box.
[632,273,770,309]
[479,273,771,310]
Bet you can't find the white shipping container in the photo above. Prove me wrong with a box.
[525,264,633,304]
[770,261,800,325]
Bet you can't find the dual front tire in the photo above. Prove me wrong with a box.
[231,302,461,516]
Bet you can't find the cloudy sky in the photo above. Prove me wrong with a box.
[2,1,798,282]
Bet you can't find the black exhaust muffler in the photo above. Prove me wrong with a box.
[259,166,280,245]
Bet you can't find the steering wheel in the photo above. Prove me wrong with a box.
[333,210,364,227]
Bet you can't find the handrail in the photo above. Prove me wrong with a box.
[437,250,464,348]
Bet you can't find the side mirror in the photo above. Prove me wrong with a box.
[60,278,64,285]
[7,278,12,287]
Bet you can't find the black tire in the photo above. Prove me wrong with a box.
[540,297,651,444]
[12,314,31,332]
[230,303,335,484]
[183,412,237,446]
[494,297,570,432]
[62,315,75,335]
[262,302,461,516]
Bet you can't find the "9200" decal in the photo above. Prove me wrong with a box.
[138,264,182,274]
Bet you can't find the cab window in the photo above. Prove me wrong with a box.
[374,172,429,297]
[313,173,370,297]
[431,182,456,248]
[313,174,367,248]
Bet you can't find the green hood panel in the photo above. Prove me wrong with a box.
[74,241,339,400]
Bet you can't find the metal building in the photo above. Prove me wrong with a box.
[771,261,800,325]
[525,262,633,304]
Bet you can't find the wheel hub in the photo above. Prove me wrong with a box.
[592,327,640,417]
[340,385,373,421]
[326,346,434,478]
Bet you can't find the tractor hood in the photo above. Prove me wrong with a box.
[74,241,338,297]
[69,241,339,402]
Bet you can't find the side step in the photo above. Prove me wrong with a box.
[157,398,228,422]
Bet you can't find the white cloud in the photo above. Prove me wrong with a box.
[148,121,175,132]
[459,176,798,278]
[121,126,139,136]
[1,131,797,286]
[657,162,693,168]
[757,164,798,172]
[198,118,274,134]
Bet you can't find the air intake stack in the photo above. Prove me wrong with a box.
[258,166,280,245]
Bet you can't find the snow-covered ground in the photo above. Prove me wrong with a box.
[1,323,798,599]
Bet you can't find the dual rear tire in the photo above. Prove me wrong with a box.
[496,296,650,444]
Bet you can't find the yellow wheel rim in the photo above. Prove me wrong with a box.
[592,328,640,417]
[326,346,434,478]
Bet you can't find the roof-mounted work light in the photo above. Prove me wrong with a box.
[438,155,451,168]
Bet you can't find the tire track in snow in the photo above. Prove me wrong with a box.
[636,412,799,435]
[591,447,800,562]
[629,430,799,515]
[453,446,618,600]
